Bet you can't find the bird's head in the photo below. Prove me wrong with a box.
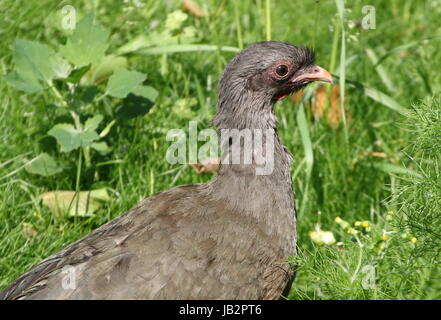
[214,41,332,128]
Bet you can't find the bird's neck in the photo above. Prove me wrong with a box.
[211,127,294,203]
[212,91,277,130]
[209,97,296,238]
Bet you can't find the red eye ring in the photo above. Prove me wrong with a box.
[275,64,289,77]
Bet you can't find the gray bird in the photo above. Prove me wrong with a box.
[0,41,332,300]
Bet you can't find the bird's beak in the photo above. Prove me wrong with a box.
[291,65,333,84]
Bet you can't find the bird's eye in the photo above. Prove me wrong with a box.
[276,65,289,77]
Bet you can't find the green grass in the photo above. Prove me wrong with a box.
[1,0,440,299]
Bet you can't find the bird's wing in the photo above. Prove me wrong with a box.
[0,204,135,299]
[0,184,202,300]
[1,182,289,299]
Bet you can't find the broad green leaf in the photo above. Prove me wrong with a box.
[51,54,71,79]
[41,189,110,217]
[62,65,91,83]
[60,13,110,67]
[132,85,158,102]
[14,39,55,81]
[91,141,111,155]
[89,55,127,84]
[106,68,146,98]
[4,39,69,93]
[71,85,99,108]
[25,153,63,176]
[48,123,99,152]
[117,93,155,119]
[4,71,43,93]
[84,114,103,131]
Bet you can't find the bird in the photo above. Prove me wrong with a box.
[0,41,332,300]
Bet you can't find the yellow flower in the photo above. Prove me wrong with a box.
[309,225,336,245]
[411,237,417,244]
[335,217,350,229]
[401,233,408,239]
[354,221,362,227]
[362,221,370,228]
[321,232,336,245]
[340,221,350,229]
[347,228,358,235]
[388,210,395,215]
[381,234,389,241]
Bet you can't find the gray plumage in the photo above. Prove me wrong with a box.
[0,41,331,300]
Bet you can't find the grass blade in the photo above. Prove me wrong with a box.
[296,101,314,217]
[335,54,358,74]
[374,36,441,67]
[265,0,272,41]
[335,0,349,144]
[134,44,240,55]
[366,48,396,92]
[374,162,422,178]
[363,86,407,115]
[233,0,244,49]
[341,77,408,115]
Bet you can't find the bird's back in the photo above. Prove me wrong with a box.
[0,183,294,300]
